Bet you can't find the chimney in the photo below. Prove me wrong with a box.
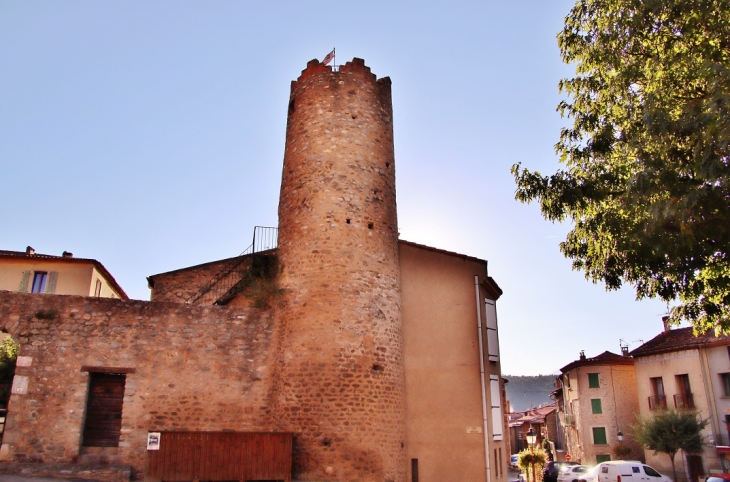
[62,251,73,258]
[621,345,629,357]
[662,316,671,332]
[579,350,586,360]
[25,246,35,255]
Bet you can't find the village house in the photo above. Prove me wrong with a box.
[630,320,730,482]
[508,403,561,457]
[0,248,127,300]
[0,58,508,482]
[553,350,642,466]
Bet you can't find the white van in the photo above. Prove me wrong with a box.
[597,461,673,482]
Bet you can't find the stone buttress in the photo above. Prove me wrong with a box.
[274,58,406,481]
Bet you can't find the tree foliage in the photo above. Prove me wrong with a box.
[512,0,730,332]
[631,409,708,480]
[519,445,548,482]
[0,335,19,407]
[0,336,19,365]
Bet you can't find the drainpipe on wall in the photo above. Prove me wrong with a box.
[699,348,721,445]
[475,275,492,482]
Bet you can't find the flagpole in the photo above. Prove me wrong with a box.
[333,48,336,70]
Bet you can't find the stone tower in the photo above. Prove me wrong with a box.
[275,58,406,481]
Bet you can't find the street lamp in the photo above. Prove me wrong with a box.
[617,431,624,442]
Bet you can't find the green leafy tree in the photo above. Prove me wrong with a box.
[512,0,730,333]
[631,409,708,481]
[0,335,19,406]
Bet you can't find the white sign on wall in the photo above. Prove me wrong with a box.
[147,432,161,450]
[11,375,29,395]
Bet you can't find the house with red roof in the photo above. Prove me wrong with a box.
[0,247,127,300]
[553,349,642,465]
[631,320,730,482]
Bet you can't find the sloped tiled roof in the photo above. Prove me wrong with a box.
[560,350,634,373]
[630,327,730,357]
[509,403,558,425]
[0,249,128,300]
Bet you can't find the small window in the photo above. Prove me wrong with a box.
[591,398,603,414]
[632,467,641,474]
[721,373,730,397]
[94,279,103,297]
[588,373,600,388]
[602,466,609,474]
[596,454,612,463]
[31,272,47,293]
[593,427,607,445]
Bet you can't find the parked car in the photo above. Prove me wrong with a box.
[706,476,730,482]
[511,454,520,469]
[579,465,601,482]
[559,465,590,482]
[545,462,580,482]
[596,461,672,482]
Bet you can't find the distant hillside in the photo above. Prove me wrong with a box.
[504,375,556,412]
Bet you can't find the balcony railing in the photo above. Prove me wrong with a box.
[673,393,695,409]
[648,395,668,411]
[712,433,730,447]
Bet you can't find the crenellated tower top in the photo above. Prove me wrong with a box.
[292,57,391,87]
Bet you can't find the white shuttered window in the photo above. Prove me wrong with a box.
[490,375,503,440]
[485,299,499,362]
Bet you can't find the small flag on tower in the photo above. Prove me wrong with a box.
[322,49,335,66]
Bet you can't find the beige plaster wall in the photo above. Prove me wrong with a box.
[0,259,94,296]
[90,266,122,298]
[401,242,506,482]
[635,348,722,478]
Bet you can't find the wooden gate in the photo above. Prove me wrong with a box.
[145,432,292,482]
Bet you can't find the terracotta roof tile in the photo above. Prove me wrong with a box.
[560,350,634,373]
[630,327,730,357]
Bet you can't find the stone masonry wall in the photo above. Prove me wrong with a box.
[147,257,238,303]
[0,291,280,479]
[274,58,406,481]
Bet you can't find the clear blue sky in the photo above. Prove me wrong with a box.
[0,1,673,376]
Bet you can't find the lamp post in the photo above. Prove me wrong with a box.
[527,428,537,482]
[617,430,624,442]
